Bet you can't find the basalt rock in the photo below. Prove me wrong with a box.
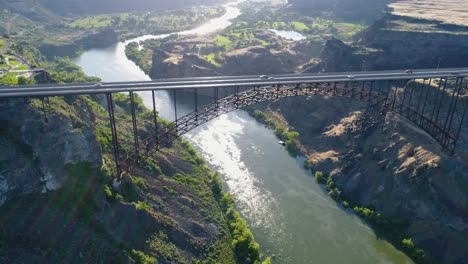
[0,98,102,206]
[261,95,468,264]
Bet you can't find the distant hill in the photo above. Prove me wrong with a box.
[0,0,225,18]
[288,0,393,23]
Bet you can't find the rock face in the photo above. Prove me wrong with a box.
[309,16,468,73]
[150,50,220,79]
[357,16,468,69]
[259,96,468,264]
[0,98,102,206]
[150,45,305,79]
[221,46,300,75]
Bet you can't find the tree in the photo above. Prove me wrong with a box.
[17,76,34,85]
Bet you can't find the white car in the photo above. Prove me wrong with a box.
[260,75,268,79]
[94,82,102,87]
[347,75,355,79]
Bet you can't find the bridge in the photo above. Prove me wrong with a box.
[1,68,467,180]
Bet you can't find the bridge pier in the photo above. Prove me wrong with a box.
[106,93,122,180]
[151,90,159,149]
[129,91,140,165]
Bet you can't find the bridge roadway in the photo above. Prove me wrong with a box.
[0,68,467,98]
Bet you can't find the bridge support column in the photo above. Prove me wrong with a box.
[444,78,463,133]
[415,79,426,115]
[129,91,140,163]
[106,93,122,180]
[452,99,467,155]
[215,87,219,116]
[429,78,445,123]
[421,78,433,116]
[173,89,178,134]
[194,88,198,125]
[368,81,374,103]
[433,78,448,125]
[152,90,159,150]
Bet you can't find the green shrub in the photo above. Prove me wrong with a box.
[135,201,151,212]
[210,173,223,201]
[226,208,260,264]
[132,177,147,189]
[120,179,139,202]
[104,184,117,203]
[314,171,326,184]
[286,131,299,141]
[220,193,235,213]
[328,188,342,202]
[130,249,158,264]
[163,186,177,196]
[326,178,335,191]
[303,160,313,169]
[274,127,286,139]
[17,76,35,85]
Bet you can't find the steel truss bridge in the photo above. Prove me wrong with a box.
[1,68,467,180]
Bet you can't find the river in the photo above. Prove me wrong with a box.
[73,2,413,263]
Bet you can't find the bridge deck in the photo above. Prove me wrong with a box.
[0,68,467,97]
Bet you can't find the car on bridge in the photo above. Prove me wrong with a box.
[347,75,355,79]
[405,69,413,74]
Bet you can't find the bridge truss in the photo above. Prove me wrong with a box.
[1,70,467,180]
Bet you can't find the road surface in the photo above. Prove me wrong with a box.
[0,67,467,97]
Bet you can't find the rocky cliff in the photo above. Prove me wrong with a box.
[308,16,468,73]
[150,44,311,80]
[255,94,468,264]
[0,95,238,263]
[0,97,102,205]
[150,50,221,79]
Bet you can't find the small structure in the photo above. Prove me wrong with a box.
[0,70,4,78]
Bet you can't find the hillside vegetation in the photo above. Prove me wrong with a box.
[0,58,271,263]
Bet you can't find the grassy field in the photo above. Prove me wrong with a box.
[68,7,225,31]
[291,21,309,32]
[7,56,29,70]
[202,53,221,67]
[214,35,232,51]
[0,73,18,85]
[69,14,128,29]
[334,23,367,41]
[389,0,468,26]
